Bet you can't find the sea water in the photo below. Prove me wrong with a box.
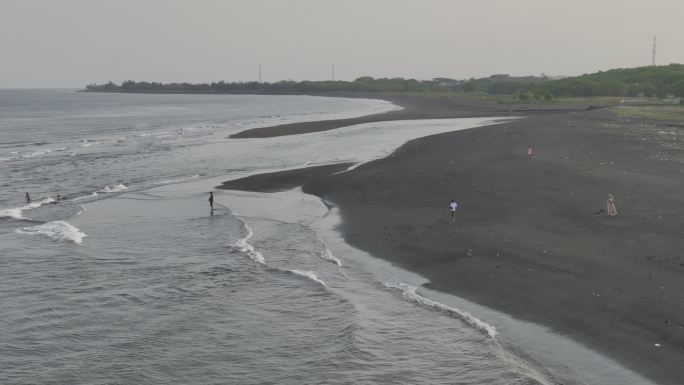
[0,90,655,384]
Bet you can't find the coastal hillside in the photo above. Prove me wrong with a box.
[530,63,684,98]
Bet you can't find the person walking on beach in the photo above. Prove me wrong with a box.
[208,192,214,210]
[449,199,458,223]
[25,192,31,204]
[527,145,534,157]
[606,194,618,217]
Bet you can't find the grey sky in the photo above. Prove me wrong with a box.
[2,0,682,88]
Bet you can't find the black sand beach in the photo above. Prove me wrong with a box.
[221,95,684,384]
[228,93,584,139]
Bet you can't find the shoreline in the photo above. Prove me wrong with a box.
[219,93,684,384]
[229,92,592,138]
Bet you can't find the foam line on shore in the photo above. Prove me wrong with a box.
[383,281,498,338]
[321,248,343,267]
[232,213,265,265]
[229,210,338,288]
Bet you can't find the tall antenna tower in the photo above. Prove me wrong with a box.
[652,35,657,66]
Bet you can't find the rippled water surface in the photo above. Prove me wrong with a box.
[0,90,655,385]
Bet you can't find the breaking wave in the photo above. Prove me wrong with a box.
[15,220,87,244]
[290,269,327,286]
[72,192,99,201]
[98,183,128,193]
[0,197,56,220]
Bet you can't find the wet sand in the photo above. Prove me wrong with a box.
[219,163,352,193]
[229,93,585,138]
[222,95,684,384]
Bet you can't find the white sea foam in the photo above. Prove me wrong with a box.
[98,183,128,193]
[290,270,326,286]
[384,282,498,338]
[321,248,342,267]
[16,220,87,244]
[26,197,56,209]
[0,197,56,220]
[72,192,99,201]
[0,207,24,220]
[157,175,200,185]
[22,151,46,158]
[234,222,265,264]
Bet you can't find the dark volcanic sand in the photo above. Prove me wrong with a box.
[229,93,585,138]
[221,96,684,385]
[220,163,352,192]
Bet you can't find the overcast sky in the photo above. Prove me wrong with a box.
[2,0,682,88]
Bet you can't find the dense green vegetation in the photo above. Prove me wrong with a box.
[528,64,684,99]
[85,77,476,94]
[84,64,684,101]
[84,74,547,95]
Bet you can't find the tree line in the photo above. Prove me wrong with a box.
[84,64,684,100]
[85,77,474,94]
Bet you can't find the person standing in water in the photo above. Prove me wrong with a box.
[449,199,458,223]
[208,192,214,210]
[606,194,618,217]
[527,145,534,157]
[25,192,31,204]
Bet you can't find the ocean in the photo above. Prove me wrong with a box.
[0,90,655,385]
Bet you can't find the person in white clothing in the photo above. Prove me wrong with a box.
[449,199,458,223]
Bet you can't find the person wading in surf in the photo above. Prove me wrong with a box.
[208,192,214,210]
[25,192,31,204]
